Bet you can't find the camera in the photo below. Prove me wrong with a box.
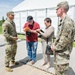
[26,31,31,36]
[38,29,44,38]
[40,29,44,33]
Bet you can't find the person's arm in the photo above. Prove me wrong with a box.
[23,23,27,31]
[30,23,40,34]
[39,26,54,38]
[29,30,38,34]
[55,22,73,51]
[23,23,28,35]
[2,24,14,40]
[13,22,17,37]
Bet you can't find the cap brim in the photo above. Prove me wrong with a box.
[55,7,58,10]
[27,20,31,22]
[27,19,33,22]
[11,13,15,15]
[55,7,59,10]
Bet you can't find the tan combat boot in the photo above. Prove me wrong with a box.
[11,61,19,66]
[5,67,13,72]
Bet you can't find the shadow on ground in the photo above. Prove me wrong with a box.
[10,53,43,68]
[19,53,43,64]
[10,53,75,75]
[67,67,75,75]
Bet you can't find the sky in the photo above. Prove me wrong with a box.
[0,0,24,20]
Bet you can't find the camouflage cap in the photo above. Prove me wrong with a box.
[7,11,14,16]
[56,1,69,11]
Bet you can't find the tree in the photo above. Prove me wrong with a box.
[2,16,5,22]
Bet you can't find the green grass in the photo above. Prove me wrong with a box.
[18,34,26,40]
[0,20,3,26]
[73,42,75,47]
[0,20,3,34]
[0,25,2,34]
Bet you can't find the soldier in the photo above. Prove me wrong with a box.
[2,11,19,72]
[51,1,75,75]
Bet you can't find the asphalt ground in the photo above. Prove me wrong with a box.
[0,35,75,75]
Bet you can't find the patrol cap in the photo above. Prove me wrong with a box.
[27,16,33,22]
[56,1,69,11]
[7,11,14,16]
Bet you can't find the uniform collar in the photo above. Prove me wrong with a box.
[7,18,13,23]
[61,15,68,23]
[45,25,51,29]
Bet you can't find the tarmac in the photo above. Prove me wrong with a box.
[0,35,75,75]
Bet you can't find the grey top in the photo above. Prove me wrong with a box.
[40,26,54,46]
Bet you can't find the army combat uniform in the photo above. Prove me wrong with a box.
[2,19,17,67]
[54,15,75,75]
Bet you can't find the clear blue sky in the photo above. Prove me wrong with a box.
[0,0,24,20]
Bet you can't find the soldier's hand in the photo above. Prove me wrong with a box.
[13,37,18,40]
[51,45,55,51]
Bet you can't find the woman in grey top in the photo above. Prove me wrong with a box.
[37,18,54,68]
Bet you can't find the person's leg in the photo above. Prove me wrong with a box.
[5,44,13,72]
[31,42,38,63]
[11,43,17,61]
[47,55,50,68]
[26,42,32,60]
[54,64,69,75]
[54,54,69,75]
[11,43,19,65]
[41,42,47,65]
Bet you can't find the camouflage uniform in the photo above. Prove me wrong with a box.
[2,17,17,67]
[54,1,75,75]
[54,15,75,75]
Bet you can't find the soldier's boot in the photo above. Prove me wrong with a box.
[11,61,19,66]
[5,66,13,72]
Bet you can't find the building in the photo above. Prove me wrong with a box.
[12,0,75,36]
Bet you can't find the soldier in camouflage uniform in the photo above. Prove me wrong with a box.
[2,11,19,72]
[51,1,75,75]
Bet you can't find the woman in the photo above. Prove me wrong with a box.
[37,18,54,68]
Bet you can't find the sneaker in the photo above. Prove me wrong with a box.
[15,62,19,65]
[31,60,35,65]
[42,62,47,66]
[46,64,50,69]
[5,67,13,72]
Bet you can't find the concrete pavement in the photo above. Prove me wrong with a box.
[0,35,5,47]
[0,35,75,75]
